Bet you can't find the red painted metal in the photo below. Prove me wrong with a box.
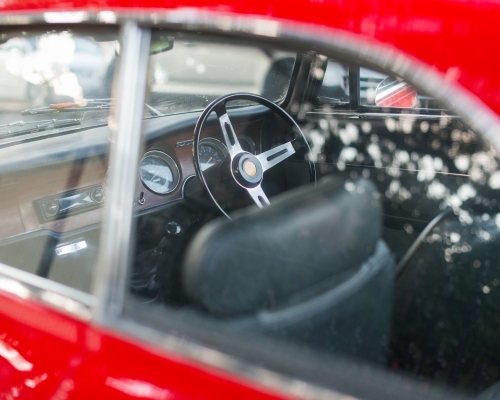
[0,291,288,399]
[0,1,498,398]
[0,0,498,116]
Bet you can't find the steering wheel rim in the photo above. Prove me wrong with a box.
[193,92,316,219]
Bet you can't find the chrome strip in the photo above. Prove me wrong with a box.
[0,261,94,319]
[92,21,151,322]
[307,112,461,119]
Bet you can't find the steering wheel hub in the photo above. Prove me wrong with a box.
[232,153,263,188]
[243,160,257,177]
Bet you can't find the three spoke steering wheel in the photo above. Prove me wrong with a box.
[193,93,315,218]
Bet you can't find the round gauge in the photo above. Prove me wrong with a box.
[199,138,228,171]
[237,135,257,155]
[139,150,180,194]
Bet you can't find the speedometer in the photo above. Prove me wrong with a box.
[139,150,180,194]
[199,138,228,171]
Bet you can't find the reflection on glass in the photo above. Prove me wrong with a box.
[0,28,116,295]
[0,31,117,145]
[374,77,417,108]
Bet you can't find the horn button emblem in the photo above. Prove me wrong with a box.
[243,160,257,177]
[232,153,263,188]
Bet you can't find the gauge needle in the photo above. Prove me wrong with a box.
[151,170,158,181]
[207,157,213,164]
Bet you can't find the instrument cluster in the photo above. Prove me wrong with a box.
[139,135,256,196]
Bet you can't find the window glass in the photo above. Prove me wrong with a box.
[303,103,500,395]
[125,32,500,398]
[360,67,439,108]
[147,33,296,115]
[317,60,349,104]
[0,28,117,293]
[317,61,441,110]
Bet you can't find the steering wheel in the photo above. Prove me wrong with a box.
[193,93,316,219]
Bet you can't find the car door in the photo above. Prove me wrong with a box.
[1,10,500,400]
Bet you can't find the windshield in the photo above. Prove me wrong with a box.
[0,30,117,146]
[147,33,296,115]
[0,30,296,147]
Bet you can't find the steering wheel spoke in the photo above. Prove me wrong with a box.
[256,141,296,172]
[215,104,243,157]
[247,185,271,208]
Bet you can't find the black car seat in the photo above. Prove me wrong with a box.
[182,177,395,362]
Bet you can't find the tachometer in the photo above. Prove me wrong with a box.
[199,138,228,171]
[139,150,180,194]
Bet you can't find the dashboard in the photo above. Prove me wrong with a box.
[0,106,269,292]
[0,107,267,242]
[134,117,263,211]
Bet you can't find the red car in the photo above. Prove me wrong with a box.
[0,1,500,399]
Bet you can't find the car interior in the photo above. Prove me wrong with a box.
[0,26,500,398]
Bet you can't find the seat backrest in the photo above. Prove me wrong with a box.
[183,177,382,316]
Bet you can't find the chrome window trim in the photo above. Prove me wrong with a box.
[92,21,151,322]
[0,9,497,400]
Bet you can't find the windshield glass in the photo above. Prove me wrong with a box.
[147,33,296,115]
[0,30,117,146]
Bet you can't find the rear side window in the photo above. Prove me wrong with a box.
[317,60,442,110]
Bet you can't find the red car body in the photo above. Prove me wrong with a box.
[0,0,499,399]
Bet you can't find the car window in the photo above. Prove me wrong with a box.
[318,60,442,110]
[0,28,118,294]
[317,60,349,104]
[120,31,500,399]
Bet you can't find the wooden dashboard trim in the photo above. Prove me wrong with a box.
[134,119,263,211]
[0,118,263,240]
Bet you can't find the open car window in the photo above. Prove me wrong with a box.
[118,30,500,399]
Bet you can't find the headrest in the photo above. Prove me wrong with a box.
[183,177,381,316]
